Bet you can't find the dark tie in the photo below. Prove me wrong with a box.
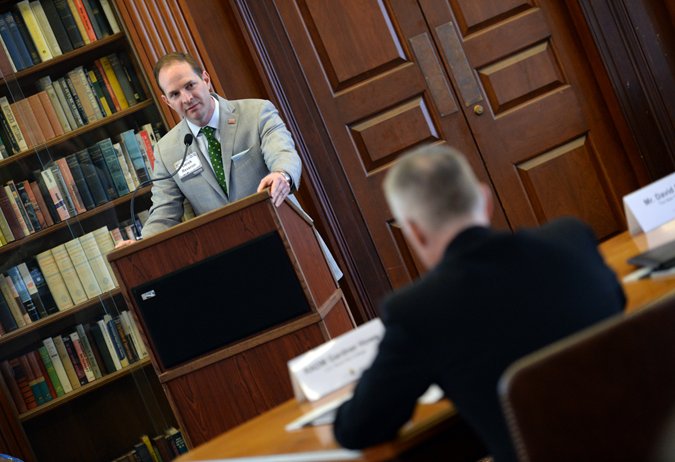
[200,126,227,194]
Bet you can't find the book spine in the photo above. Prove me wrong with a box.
[0,13,27,70]
[64,238,101,299]
[51,244,87,304]
[0,187,24,239]
[114,141,138,190]
[29,0,62,57]
[65,153,95,210]
[9,357,36,409]
[4,183,32,235]
[91,226,118,286]
[6,266,40,322]
[30,350,55,401]
[75,324,102,378]
[81,0,105,39]
[0,107,21,154]
[37,345,65,397]
[17,262,48,318]
[15,0,52,62]
[99,0,120,33]
[42,337,73,393]
[15,181,41,232]
[22,179,48,229]
[35,249,73,311]
[98,138,129,195]
[88,322,115,373]
[75,149,108,205]
[0,274,28,327]
[62,74,89,124]
[7,6,42,66]
[0,291,18,332]
[29,180,54,227]
[86,68,112,116]
[108,53,137,106]
[87,144,117,199]
[104,315,128,367]
[61,334,88,385]
[21,353,49,405]
[0,96,28,151]
[67,67,100,122]
[48,163,76,217]
[98,56,128,109]
[116,315,139,363]
[52,335,81,389]
[11,98,44,147]
[54,0,84,48]
[121,310,147,358]
[37,90,65,137]
[120,129,149,183]
[27,93,55,140]
[40,168,70,220]
[78,232,115,291]
[27,260,58,314]
[69,331,95,382]
[38,0,74,53]
[71,0,96,42]
[97,318,121,370]
[55,157,86,214]
[51,77,79,129]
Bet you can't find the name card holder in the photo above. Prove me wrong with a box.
[623,171,675,235]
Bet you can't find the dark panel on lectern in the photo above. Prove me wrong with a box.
[131,232,311,368]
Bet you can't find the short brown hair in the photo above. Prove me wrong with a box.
[153,52,203,92]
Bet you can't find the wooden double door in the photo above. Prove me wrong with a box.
[265,0,641,290]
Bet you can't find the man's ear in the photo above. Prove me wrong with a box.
[160,94,169,107]
[406,219,428,248]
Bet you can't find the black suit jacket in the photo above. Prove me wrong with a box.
[333,218,625,462]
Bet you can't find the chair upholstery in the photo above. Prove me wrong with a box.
[498,294,675,462]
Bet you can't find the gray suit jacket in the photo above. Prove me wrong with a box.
[142,96,301,237]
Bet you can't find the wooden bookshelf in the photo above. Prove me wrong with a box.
[19,357,151,422]
[0,185,151,255]
[0,100,153,169]
[0,33,126,84]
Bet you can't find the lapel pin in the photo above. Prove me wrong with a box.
[227,118,236,125]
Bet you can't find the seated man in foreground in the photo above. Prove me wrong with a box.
[333,145,625,462]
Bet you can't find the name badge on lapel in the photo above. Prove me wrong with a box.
[175,152,203,179]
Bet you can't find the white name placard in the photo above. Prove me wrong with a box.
[623,171,675,235]
[288,318,384,402]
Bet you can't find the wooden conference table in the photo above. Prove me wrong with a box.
[176,225,675,462]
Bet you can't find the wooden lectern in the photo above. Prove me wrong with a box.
[108,192,354,447]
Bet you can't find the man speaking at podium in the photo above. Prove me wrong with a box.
[333,145,624,461]
[140,52,340,278]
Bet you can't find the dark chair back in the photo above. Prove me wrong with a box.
[499,294,675,462]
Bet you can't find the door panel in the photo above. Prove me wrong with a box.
[421,0,632,236]
[274,0,638,290]
[277,0,508,288]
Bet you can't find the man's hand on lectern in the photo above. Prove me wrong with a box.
[257,171,291,207]
[115,239,135,249]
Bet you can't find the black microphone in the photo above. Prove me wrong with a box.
[130,133,194,240]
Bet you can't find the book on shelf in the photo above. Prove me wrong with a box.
[11,97,45,147]
[71,0,97,43]
[0,290,19,333]
[42,337,73,394]
[87,143,117,199]
[55,76,84,127]
[51,243,88,305]
[53,0,84,48]
[55,157,87,214]
[0,96,28,151]
[52,334,81,390]
[21,353,50,405]
[40,168,70,221]
[98,55,128,109]
[29,0,63,58]
[107,53,139,106]
[62,73,89,124]
[37,90,66,137]
[27,93,56,140]
[11,6,41,66]
[36,248,74,311]
[8,357,36,410]
[0,274,29,327]
[92,225,118,285]
[37,345,66,398]
[75,323,102,378]
[22,179,49,229]
[59,333,87,385]
[98,137,129,195]
[103,313,128,368]
[29,180,54,227]
[75,148,108,205]
[13,180,40,232]
[37,76,72,132]
[69,330,96,382]
[16,262,50,317]
[67,66,101,123]
[0,13,28,71]
[79,231,116,291]
[96,317,121,371]
[0,187,23,240]
[4,182,32,235]
[47,162,76,217]
[32,349,58,400]
[37,345,65,398]
[0,108,21,155]
[86,67,113,116]
[15,0,53,62]
[88,321,116,373]
[119,129,149,183]
[82,0,110,40]
[38,0,74,54]
[5,266,40,322]
[64,154,95,210]
[0,33,14,76]
[64,237,102,299]
[120,310,147,358]
[99,0,119,34]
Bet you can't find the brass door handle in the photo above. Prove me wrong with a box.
[473,104,484,115]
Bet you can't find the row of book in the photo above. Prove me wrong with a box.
[113,430,188,462]
[0,310,147,413]
[0,0,120,73]
[0,220,150,334]
[0,52,146,157]
[0,127,156,246]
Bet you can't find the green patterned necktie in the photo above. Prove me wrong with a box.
[200,126,227,194]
